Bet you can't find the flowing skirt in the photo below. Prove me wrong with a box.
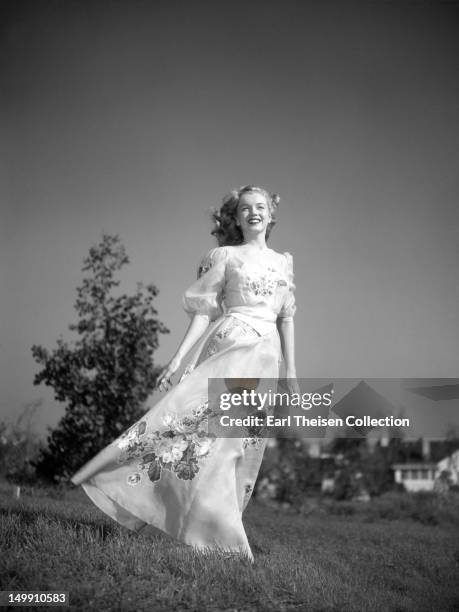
[70,313,282,561]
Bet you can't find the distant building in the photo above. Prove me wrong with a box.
[321,476,335,493]
[391,444,459,492]
[391,462,438,492]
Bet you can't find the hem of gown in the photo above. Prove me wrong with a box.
[78,480,255,563]
[80,481,148,533]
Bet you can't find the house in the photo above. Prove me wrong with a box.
[391,443,459,492]
[321,476,335,493]
[391,462,438,492]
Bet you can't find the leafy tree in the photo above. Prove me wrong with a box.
[31,234,169,483]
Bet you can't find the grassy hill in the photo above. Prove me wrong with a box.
[1,481,459,611]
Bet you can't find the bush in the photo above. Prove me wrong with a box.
[324,490,459,527]
[0,407,44,485]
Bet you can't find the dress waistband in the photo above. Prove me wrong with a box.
[223,306,277,336]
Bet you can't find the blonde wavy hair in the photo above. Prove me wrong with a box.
[210,185,280,247]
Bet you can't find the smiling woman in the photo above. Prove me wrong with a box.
[70,185,298,563]
[210,185,280,247]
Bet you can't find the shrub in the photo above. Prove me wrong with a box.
[0,402,44,485]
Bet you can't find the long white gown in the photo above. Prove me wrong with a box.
[70,245,296,561]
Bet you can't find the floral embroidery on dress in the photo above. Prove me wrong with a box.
[197,247,228,279]
[205,316,258,358]
[241,407,268,450]
[242,437,264,449]
[206,318,237,357]
[245,273,277,297]
[243,264,287,298]
[197,261,213,278]
[127,472,142,486]
[116,400,218,486]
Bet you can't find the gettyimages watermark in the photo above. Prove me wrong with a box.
[204,378,459,439]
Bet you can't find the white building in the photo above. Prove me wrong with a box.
[392,448,459,492]
[392,462,438,492]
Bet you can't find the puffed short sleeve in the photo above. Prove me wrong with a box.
[278,252,296,321]
[182,247,229,321]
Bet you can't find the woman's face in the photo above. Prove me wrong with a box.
[236,192,272,239]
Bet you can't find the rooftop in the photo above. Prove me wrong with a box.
[391,463,438,470]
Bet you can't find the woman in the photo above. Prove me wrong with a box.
[70,184,298,562]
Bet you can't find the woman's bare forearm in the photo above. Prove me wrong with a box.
[277,318,296,376]
[156,313,210,391]
[172,313,210,364]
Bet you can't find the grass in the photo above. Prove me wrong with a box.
[1,480,459,611]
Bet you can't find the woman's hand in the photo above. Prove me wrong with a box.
[155,356,182,392]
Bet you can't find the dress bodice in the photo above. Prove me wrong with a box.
[183,246,296,335]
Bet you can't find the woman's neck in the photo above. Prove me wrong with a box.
[240,236,269,251]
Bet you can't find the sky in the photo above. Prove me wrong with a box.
[1,0,458,440]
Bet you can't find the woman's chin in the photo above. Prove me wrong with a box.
[243,224,267,236]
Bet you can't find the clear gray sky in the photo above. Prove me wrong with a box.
[2,0,458,439]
